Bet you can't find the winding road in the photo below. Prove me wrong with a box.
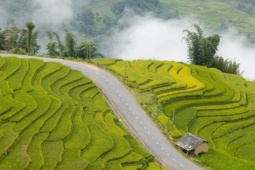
[2,54,203,170]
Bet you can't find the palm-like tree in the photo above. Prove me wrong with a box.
[26,21,35,55]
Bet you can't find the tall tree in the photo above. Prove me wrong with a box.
[63,30,76,57]
[76,40,98,59]
[183,24,220,66]
[26,21,35,55]
[0,29,5,50]
[31,30,40,54]
[52,32,64,56]
[183,24,241,75]
[2,20,20,51]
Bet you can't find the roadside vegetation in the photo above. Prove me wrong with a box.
[0,56,163,170]
[91,58,255,170]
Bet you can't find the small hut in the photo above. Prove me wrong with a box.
[176,133,208,156]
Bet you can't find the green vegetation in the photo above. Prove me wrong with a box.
[183,24,241,74]
[0,20,40,55]
[0,56,162,169]
[92,58,255,170]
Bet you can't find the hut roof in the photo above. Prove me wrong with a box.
[176,133,208,151]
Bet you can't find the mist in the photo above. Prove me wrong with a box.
[32,0,73,27]
[218,30,255,80]
[100,13,255,80]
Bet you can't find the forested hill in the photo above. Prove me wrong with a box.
[1,0,255,41]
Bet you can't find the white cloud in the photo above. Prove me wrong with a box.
[100,14,198,62]
[217,29,255,79]
[33,0,73,26]
[100,13,255,79]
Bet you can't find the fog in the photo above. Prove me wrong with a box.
[100,13,255,80]
[218,30,255,80]
[32,0,73,27]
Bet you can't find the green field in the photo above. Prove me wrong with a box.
[0,56,163,170]
[92,58,255,170]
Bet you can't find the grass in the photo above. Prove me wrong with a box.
[0,56,161,169]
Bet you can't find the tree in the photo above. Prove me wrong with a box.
[63,30,76,57]
[183,24,241,75]
[26,21,35,55]
[209,56,241,74]
[16,29,28,50]
[52,32,64,56]
[183,24,220,66]
[0,29,5,50]
[2,20,20,51]
[31,30,40,54]
[76,40,98,59]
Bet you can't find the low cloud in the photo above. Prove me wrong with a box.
[217,29,255,79]
[100,13,255,79]
[100,14,197,62]
[32,0,73,27]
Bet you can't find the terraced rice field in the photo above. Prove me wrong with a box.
[92,58,255,170]
[0,56,163,170]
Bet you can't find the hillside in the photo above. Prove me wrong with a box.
[0,56,162,170]
[1,0,255,41]
[91,58,255,170]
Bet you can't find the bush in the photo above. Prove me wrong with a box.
[10,48,27,55]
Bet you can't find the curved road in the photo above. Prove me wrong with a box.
[2,54,202,170]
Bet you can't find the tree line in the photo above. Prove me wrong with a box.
[0,20,40,55]
[46,30,103,59]
[0,20,102,59]
[183,24,241,75]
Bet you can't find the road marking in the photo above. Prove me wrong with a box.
[161,147,164,151]
[136,116,138,119]
[147,131,150,135]
[132,112,135,115]
[180,164,184,167]
[152,136,155,140]
[144,126,146,130]
[173,158,176,162]
[156,142,159,145]
[139,121,143,125]
[125,103,128,106]
[166,153,170,156]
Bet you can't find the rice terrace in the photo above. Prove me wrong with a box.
[1,52,255,170]
[0,56,164,170]
[2,0,255,169]
[91,58,255,170]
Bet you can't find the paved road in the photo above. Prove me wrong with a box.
[2,54,203,170]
